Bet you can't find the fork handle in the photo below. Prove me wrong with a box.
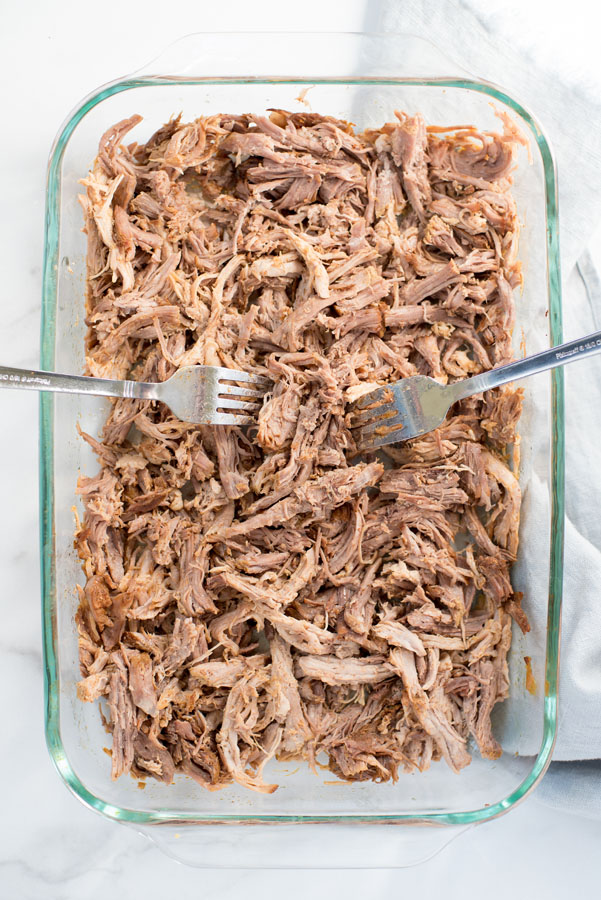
[0,365,158,401]
[449,330,601,401]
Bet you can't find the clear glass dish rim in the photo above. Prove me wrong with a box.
[39,60,564,828]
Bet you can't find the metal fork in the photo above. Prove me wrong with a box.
[351,329,601,450]
[0,364,270,425]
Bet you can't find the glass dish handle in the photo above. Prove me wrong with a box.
[131,32,476,81]
[138,822,473,869]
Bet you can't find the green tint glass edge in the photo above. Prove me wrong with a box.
[40,75,564,827]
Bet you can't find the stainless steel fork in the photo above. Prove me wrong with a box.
[0,364,270,425]
[351,329,601,449]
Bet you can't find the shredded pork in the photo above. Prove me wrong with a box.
[76,108,528,791]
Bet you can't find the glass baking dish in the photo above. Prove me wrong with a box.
[40,32,564,867]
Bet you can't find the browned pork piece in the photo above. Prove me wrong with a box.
[76,107,526,790]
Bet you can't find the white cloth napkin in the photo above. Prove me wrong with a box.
[373,0,601,807]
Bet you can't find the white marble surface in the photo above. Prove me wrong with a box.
[2,0,601,896]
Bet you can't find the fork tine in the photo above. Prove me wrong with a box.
[356,413,407,436]
[217,383,267,400]
[354,412,409,449]
[351,386,393,410]
[215,367,271,389]
[209,412,255,426]
[351,401,398,427]
[355,430,407,450]
[217,398,262,412]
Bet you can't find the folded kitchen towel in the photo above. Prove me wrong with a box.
[372,0,601,808]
